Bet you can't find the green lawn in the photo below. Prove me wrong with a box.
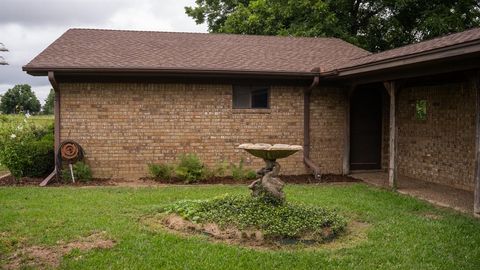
[0,114,53,127]
[1,184,479,269]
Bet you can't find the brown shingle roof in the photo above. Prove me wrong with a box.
[337,27,480,71]
[23,28,370,75]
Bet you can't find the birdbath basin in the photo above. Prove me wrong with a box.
[238,143,303,160]
[238,143,303,202]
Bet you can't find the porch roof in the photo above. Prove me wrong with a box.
[323,27,480,80]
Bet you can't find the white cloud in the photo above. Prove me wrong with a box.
[0,0,207,102]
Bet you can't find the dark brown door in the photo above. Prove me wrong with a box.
[350,86,382,170]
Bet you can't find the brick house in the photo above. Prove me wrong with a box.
[24,28,480,215]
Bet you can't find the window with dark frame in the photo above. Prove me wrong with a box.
[232,86,269,109]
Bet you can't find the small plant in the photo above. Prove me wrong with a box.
[148,163,174,181]
[231,158,257,180]
[415,99,427,121]
[175,153,205,183]
[245,169,257,180]
[212,160,230,177]
[62,161,92,182]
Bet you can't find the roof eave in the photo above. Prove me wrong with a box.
[22,66,320,79]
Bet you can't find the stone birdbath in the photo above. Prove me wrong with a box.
[238,143,303,202]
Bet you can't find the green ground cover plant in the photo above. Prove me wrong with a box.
[1,184,479,269]
[164,194,346,240]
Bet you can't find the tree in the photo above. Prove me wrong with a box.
[42,89,55,115]
[0,84,41,114]
[185,0,480,52]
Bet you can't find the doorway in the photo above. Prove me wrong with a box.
[350,85,383,170]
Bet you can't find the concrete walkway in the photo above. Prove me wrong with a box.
[349,171,474,214]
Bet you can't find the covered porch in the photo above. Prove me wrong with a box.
[350,171,474,213]
[339,71,480,217]
[319,42,480,216]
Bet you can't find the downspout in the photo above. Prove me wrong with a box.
[304,74,322,179]
[48,71,61,179]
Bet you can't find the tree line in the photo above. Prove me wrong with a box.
[185,0,480,52]
[0,84,54,115]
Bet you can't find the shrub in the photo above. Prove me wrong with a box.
[23,133,54,177]
[62,161,92,182]
[0,116,54,178]
[231,158,257,180]
[148,163,174,181]
[175,153,205,183]
[164,194,347,240]
[206,160,230,178]
[245,170,257,180]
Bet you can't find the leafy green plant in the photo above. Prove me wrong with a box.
[62,161,92,182]
[148,163,174,181]
[231,158,257,180]
[206,160,230,178]
[0,116,54,178]
[415,99,427,121]
[23,133,54,177]
[245,170,257,180]
[164,194,346,240]
[175,153,205,183]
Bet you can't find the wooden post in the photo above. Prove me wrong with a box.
[473,73,480,217]
[384,81,397,189]
[343,85,355,175]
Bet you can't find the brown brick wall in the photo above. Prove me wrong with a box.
[397,81,476,191]
[59,82,346,179]
[310,87,347,174]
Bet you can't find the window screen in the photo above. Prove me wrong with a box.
[233,86,269,109]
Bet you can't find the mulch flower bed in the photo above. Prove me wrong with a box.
[0,174,114,187]
[0,173,360,187]
[141,174,361,185]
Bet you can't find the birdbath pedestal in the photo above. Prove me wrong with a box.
[238,143,303,202]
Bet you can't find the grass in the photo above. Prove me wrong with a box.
[1,184,479,269]
[0,114,53,127]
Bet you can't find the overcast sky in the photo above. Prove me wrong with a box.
[0,0,207,104]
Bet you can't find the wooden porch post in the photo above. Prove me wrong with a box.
[384,81,397,189]
[473,72,480,217]
[343,85,355,175]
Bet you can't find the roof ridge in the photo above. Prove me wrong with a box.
[67,28,344,41]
